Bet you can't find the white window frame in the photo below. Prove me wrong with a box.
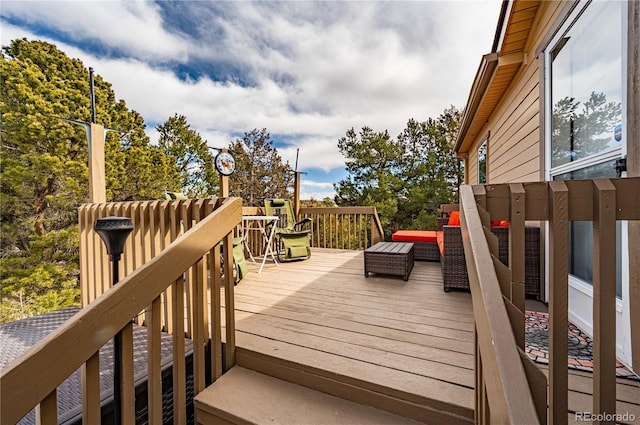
[543,0,630,365]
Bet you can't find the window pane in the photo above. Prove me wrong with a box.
[553,159,622,298]
[477,141,487,184]
[550,1,623,167]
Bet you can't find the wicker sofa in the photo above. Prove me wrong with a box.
[437,217,541,298]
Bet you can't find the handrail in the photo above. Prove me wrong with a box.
[459,185,539,424]
[462,177,640,424]
[0,197,242,424]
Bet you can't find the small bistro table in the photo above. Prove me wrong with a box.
[364,242,415,281]
[242,215,279,273]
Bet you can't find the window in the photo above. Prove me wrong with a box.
[546,0,625,298]
[549,0,623,170]
[477,140,487,184]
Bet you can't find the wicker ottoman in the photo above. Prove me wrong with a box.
[391,230,439,261]
[364,242,415,281]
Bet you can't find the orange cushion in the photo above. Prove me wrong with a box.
[490,220,510,227]
[448,211,460,226]
[392,230,437,243]
[436,231,444,255]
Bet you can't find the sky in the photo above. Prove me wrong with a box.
[1,0,502,200]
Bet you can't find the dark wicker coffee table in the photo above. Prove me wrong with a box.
[364,242,415,281]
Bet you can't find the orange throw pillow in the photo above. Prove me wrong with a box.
[448,211,460,226]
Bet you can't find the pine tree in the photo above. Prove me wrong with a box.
[0,39,179,322]
[334,107,463,237]
[227,129,293,207]
[157,114,217,197]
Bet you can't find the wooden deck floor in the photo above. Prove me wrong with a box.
[227,248,476,421]
[222,248,640,424]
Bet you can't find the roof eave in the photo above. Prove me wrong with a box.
[454,52,499,154]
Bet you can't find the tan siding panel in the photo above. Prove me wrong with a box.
[491,136,540,183]
[468,148,479,185]
[491,84,539,157]
[492,123,539,173]
[491,62,538,132]
[478,0,567,185]
[484,27,542,183]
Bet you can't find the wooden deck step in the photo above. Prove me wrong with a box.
[234,342,473,425]
[195,367,424,425]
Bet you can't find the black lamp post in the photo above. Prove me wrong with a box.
[94,216,134,425]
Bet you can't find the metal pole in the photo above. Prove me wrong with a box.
[111,256,122,425]
[94,217,134,425]
[89,67,97,124]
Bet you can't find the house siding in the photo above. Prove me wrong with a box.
[465,1,564,185]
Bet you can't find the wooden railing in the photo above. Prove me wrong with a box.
[236,206,384,257]
[460,177,640,424]
[1,197,242,424]
[300,206,383,250]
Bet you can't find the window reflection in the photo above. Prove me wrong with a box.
[477,141,487,184]
[550,1,622,168]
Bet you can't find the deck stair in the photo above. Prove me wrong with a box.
[195,366,425,425]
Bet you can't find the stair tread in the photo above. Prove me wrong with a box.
[195,367,424,425]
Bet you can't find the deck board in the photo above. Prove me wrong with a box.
[229,248,476,418]
[222,248,640,423]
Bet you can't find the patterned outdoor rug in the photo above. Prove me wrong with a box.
[525,311,639,381]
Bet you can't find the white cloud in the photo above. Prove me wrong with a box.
[300,181,336,201]
[1,1,191,61]
[1,0,502,197]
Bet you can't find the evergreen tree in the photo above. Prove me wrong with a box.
[334,106,463,237]
[0,39,179,322]
[227,129,293,207]
[157,114,217,197]
[334,127,403,232]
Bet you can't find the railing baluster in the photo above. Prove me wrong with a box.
[548,181,569,425]
[146,298,163,425]
[82,352,100,424]
[79,205,90,307]
[209,243,224,381]
[509,183,526,349]
[121,203,135,277]
[323,213,327,248]
[223,232,237,371]
[98,203,110,297]
[172,275,187,425]
[206,203,224,383]
[592,179,617,423]
[192,200,208,394]
[35,389,57,425]
[120,322,135,424]
[193,256,207,393]
[182,201,194,338]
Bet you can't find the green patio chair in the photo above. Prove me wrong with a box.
[221,236,249,284]
[164,191,248,283]
[264,199,312,262]
[164,191,188,200]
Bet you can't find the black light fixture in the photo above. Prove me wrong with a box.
[94,216,134,425]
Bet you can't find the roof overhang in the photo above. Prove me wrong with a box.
[455,0,541,155]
